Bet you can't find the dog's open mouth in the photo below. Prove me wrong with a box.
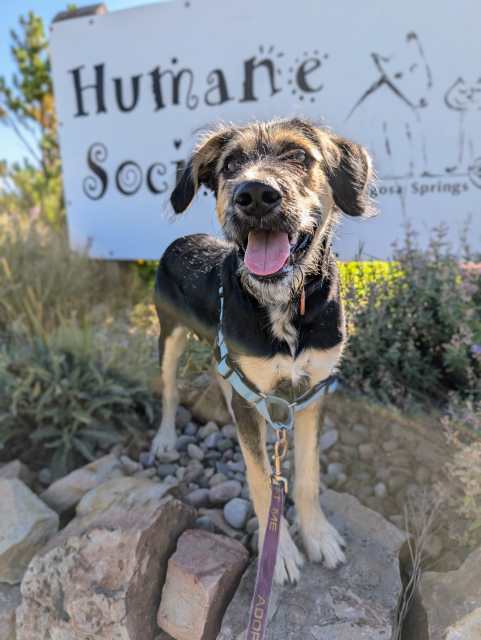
[242,230,311,278]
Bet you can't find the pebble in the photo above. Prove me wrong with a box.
[185,488,211,508]
[352,424,370,439]
[250,532,259,554]
[175,406,192,429]
[240,485,250,500]
[184,461,205,483]
[120,455,141,474]
[156,450,180,464]
[136,467,157,478]
[38,468,52,485]
[187,443,204,461]
[382,440,398,453]
[227,460,246,473]
[195,515,216,533]
[217,438,234,452]
[205,432,221,448]
[198,421,219,439]
[176,467,186,481]
[224,498,251,529]
[335,473,348,489]
[246,516,259,534]
[327,462,346,477]
[175,435,196,452]
[209,480,242,505]
[209,472,227,487]
[184,422,198,436]
[374,482,387,498]
[358,443,375,461]
[222,424,237,440]
[340,430,365,446]
[157,463,178,478]
[319,429,338,452]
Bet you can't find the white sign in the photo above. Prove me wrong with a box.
[50,0,481,260]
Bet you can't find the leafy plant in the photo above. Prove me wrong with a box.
[0,339,155,478]
[340,225,481,406]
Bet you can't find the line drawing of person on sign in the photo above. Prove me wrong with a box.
[347,32,432,180]
[444,77,481,173]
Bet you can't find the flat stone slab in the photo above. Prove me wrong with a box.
[218,490,408,639]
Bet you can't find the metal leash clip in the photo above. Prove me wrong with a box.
[272,428,289,494]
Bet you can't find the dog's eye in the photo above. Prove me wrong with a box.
[282,149,307,164]
[223,157,241,175]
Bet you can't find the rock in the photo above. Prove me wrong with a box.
[185,488,211,509]
[340,430,365,446]
[209,472,228,487]
[175,405,192,429]
[319,429,338,452]
[199,422,220,439]
[222,424,237,440]
[76,476,176,516]
[0,460,34,487]
[198,509,243,540]
[40,453,124,513]
[156,450,180,464]
[195,516,217,533]
[0,584,21,639]
[382,440,398,453]
[405,546,481,640]
[223,498,251,530]
[246,516,258,534]
[374,482,387,498]
[16,496,195,640]
[205,432,222,448]
[184,422,198,436]
[158,530,248,640]
[187,443,205,461]
[158,463,178,478]
[359,443,375,461]
[0,479,59,584]
[37,468,52,486]
[327,462,346,477]
[175,435,197,451]
[192,380,231,426]
[120,455,141,474]
[209,480,242,506]
[218,490,408,639]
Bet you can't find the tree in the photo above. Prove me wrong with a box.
[0,11,64,226]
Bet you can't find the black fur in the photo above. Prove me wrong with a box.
[155,234,344,364]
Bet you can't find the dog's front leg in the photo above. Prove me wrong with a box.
[150,325,187,458]
[294,400,346,568]
[232,390,304,585]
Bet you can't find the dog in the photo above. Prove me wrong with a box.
[150,117,374,584]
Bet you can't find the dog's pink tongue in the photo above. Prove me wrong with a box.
[244,230,290,276]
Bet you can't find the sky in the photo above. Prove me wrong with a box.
[0,0,163,165]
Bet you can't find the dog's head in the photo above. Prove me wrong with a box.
[171,118,373,301]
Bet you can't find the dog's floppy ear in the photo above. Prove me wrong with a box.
[325,137,375,217]
[171,127,235,214]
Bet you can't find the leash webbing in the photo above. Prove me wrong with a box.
[246,429,288,640]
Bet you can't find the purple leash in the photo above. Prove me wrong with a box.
[246,429,288,640]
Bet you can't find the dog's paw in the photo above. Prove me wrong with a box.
[302,519,346,569]
[148,428,177,463]
[273,520,304,585]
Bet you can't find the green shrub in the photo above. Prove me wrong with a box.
[340,226,481,406]
[0,338,155,478]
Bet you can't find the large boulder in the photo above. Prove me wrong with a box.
[158,530,248,640]
[16,496,195,640]
[0,584,21,640]
[191,379,232,426]
[218,490,408,639]
[405,546,481,640]
[0,479,59,584]
[76,476,176,516]
[40,453,124,513]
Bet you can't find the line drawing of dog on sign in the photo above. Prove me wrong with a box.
[347,32,432,180]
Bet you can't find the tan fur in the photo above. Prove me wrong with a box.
[236,344,343,394]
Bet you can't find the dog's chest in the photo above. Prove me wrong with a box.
[236,345,342,396]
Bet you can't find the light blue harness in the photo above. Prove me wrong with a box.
[215,285,337,431]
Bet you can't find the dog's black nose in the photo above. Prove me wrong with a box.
[234,181,282,216]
